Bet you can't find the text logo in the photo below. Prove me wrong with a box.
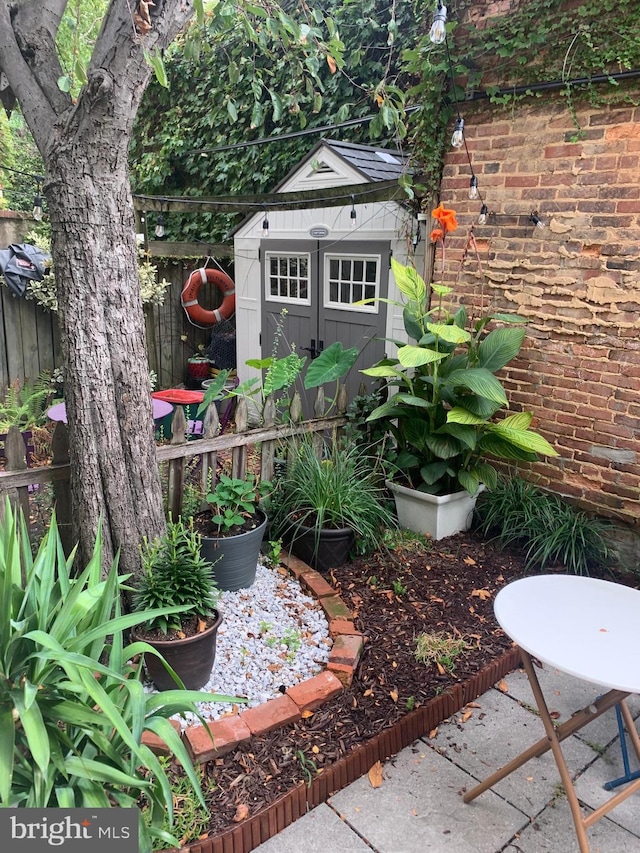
[0,809,138,851]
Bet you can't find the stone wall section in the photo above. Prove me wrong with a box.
[438,95,640,558]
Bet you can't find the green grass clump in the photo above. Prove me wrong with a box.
[474,476,610,576]
[414,632,470,673]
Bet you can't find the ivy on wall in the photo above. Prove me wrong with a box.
[405,0,640,196]
[130,0,426,242]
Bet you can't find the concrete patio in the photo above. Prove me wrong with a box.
[255,665,640,853]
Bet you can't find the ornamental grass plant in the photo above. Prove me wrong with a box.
[270,437,395,555]
[474,475,611,576]
[0,499,236,852]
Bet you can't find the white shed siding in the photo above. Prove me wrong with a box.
[233,143,419,392]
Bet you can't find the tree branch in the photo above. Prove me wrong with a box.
[12,0,70,112]
[0,1,63,149]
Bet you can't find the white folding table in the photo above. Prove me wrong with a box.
[464,574,640,853]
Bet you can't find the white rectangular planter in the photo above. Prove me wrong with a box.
[386,479,482,541]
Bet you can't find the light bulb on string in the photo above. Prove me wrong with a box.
[529,211,545,229]
[350,196,357,229]
[478,204,488,226]
[262,212,270,237]
[32,185,43,221]
[468,175,479,200]
[429,3,447,45]
[154,213,165,239]
[451,117,464,149]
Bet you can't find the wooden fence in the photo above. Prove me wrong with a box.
[0,249,230,391]
[0,386,348,548]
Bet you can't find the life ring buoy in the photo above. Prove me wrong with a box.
[181,267,236,326]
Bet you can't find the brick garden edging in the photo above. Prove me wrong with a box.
[155,556,523,853]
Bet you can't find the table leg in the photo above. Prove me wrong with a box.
[463,677,625,803]
[519,651,591,852]
[463,651,632,853]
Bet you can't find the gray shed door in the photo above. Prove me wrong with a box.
[260,239,389,411]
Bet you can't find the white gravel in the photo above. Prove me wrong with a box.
[167,561,332,727]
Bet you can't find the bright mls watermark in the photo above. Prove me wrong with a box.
[1,809,139,851]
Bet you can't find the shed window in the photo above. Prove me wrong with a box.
[324,253,380,312]
[265,253,311,304]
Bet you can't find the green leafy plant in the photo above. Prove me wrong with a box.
[361,247,559,496]
[414,632,470,673]
[133,516,219,633]
[295,749,319,787]
[205,473,270,535]
[271,437,394,555]
[0,499,235,852]
[145,758,216,850]
[0,373,59,432]
[474,475,610,575]
[392,577,408,597]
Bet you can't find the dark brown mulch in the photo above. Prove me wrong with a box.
[170,529,533,840]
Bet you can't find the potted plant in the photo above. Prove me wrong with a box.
[196,473,270,591]
[131,516,223,690]
[360,205,558,539]
[270,438,394,573]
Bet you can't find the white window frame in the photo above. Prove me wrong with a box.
[323,252,381,313]
[264,251,312,305]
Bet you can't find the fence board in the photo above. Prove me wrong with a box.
[0,396,350,540]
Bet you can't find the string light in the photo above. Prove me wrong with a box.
[154,212,165,239]
[262,212,270,237]
[529,211,545,229]
[350,195,357,229]
[478,204,488,226]
[468,175,479,200]
[429,3,447,45]
[451,117,464,149]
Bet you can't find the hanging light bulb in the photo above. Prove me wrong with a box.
[262,212,270,237]
[350,196,357,229]
[32,186,43,221]
[468,175,479,200]
[451,117,464,149]
[429,3,447,45]
[154,213,165,239]
[529,211,545,229]
[478,204,488,226]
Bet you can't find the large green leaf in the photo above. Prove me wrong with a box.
[446,407,486,426]
[477,326,526,372]
[397,345,447,368]
[391,256,426,302]
[457,469,480,495]
[489,421,559,456]
[427,323,471,345]
[424,432,462,460]
[304,341,358,388]
[440,422,478,450]
[419,460,450,486]
[0,706,15,804]
[360,365,404,379]
[444,368,508,405]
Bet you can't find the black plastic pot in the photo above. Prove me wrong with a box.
[133,610,222,691]
[200,510,267,591]
[288,524,355,574]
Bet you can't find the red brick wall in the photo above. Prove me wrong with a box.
[438,95,640,548]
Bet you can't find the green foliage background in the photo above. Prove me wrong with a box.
[130,0,425,242]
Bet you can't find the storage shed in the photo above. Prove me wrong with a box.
[232,139,421,407]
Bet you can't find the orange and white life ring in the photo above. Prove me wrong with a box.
[181,267,236,326]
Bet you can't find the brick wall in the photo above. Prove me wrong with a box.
[438,94,640,560]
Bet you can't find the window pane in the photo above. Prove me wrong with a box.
[300,280,308,299]
[353,283,363,303]
[364,283,376,301]
[365,261,377,282]
[329,259,339,280]
[341,260,351,280]
[353,260,364,281]
[340,282,350,303]
[300,257,308,277]
[330,282,338,302]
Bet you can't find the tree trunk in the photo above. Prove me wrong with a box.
[47,138,165,580]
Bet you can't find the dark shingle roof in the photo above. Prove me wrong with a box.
[321,139,410,182]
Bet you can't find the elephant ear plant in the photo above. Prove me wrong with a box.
[0,499,238,853]
[361,242,558,496]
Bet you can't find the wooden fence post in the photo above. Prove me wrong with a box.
[201,401,220,502]
[2,425,29,522]
[260,395,277,484]
[231,397,248,479]
[166,406,187,519]
[51,422,73,556]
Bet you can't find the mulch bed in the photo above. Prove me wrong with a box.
[173,529,533,842]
